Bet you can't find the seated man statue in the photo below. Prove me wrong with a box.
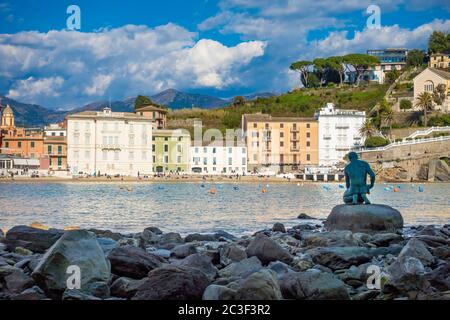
[343,152,376,205]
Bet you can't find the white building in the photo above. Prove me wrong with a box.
[315,103,366,166]
[44,123,66,137]
[190,143,247,175]
[67,108,153,177]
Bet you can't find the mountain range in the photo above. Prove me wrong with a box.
[0,89,275,127]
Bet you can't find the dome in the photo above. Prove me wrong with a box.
[2,104,13,114]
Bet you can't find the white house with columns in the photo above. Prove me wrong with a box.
[190,142,247,175]
[67,107,153,177]
[315,103,366,166]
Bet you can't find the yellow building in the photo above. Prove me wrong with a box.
[241,114,319,172]
[429,53,450,69]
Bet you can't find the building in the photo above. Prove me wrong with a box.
[135,105,168,129]
[152,129,190,173]
[315,103,366,166]
[413,67,450,113]
[66,107,153,177]
[44,123,67,171]
[0,154,40,176]
[190,142,247,175]
[367,48,408,84]
[429,53,450,69]
[241,114,319,172]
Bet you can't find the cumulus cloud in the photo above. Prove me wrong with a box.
[0,23,266,108]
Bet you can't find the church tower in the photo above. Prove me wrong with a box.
[1,104,15,129]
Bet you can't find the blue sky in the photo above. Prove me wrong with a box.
[0,0,449,109]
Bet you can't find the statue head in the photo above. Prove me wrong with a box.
[348,152,358,162]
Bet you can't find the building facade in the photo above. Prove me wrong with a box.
[152,129,190,173]
[429,53,450,69]
[135,105,168,129]
[367,48,408,84]
[315,103,366,166]
[241,114,319,172]
[44,123,67,171]
[413,67,450,113]
[190,143,247,175]
[67,108,153,177]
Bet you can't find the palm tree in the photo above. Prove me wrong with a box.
[415,92,433,127]
[383,107,395,139]
[359,120,376,140]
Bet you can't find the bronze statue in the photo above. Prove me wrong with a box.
[343,152,376,205]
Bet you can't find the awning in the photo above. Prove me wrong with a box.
[13,159,40,166]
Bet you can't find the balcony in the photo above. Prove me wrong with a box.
[101,144,121,150]
[323,134,332,140]
[335,125,350,129]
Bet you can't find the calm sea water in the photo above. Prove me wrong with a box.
[0,182,449,236]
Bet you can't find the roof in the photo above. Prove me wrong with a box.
[153,129,190,138]
[135,105,168,113]
[2,105,13,114]
[429,68,450,80]
[242,113,317,123]
[66,110,151,121]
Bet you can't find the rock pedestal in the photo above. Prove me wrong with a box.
[324,204,403,234]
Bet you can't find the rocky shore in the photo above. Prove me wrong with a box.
[0,210,449,301]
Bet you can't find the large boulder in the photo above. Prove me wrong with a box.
[219,244,247,266]
[107,246,164,279]
[172,253,218,281]
[397,238,435,267]
[279,270,350,300]
[110,277,147,299]
[246,234,293,265]
[3,226,64,253]
[234,270,283,300]
[31,230,111,299]
[132,266,210,300]
[203,284,237,300]
[218,256,263,279]
[4,269,34,294]
[325,204,403,233]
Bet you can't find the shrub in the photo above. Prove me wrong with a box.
[428,114,450,126]
[364,136,390,148]
[400,99,413,110]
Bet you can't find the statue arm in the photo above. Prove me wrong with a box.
[367,164,376,189]
[345,169,350,189]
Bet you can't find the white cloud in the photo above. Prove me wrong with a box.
[0,24,266,108]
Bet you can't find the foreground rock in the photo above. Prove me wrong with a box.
[246,234,293,265]
[107,246,164,279]
[3,226,64,253]
[31,230,110,299]
[132,266,210,300]
[325,204,403,233]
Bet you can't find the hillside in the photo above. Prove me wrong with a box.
[167,84,389,135]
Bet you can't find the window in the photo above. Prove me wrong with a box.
[142,151,147,160]
[280,123,284,128]
[164,144,169,152]
[60,132,64,137]
[307,123,311,129]
[74,151,79,160]
[108,136,114,145]
[58,146,62,154]
[178,137,182,142]
[85,150,90,159]
[213,157,217,165]
[280,141,284,147]
[52,132,56,136]
[129,135,134,146]
[114,136,119,145]
[242,157,246,165]
[212,148,216,154]
[424,81,434,92]
[228,148,232,154]
[203,157,208,165]
[164,137,169,141]
[253,154,257,161]
[18,142,22,148]
[253,123,257,128]
[242,148,246,154]
[164,155,169,164]
[177,156,182,163]
[102,122,108,131]
[57,157,62,167]
[152,144,155,152]
[177,145,182,153]
[203,147,207,153]
[103,136,108,145]
[307,154,311,161]
[85,122,90,131]
[306,132,311,138]
[5,142,8,148]
[152,156,156,163]
[129,151,134,160]
[85,133,90,144]
[280,132,284,138]
[114,151,120,161]
[47,145,52,154]
[102,151,107,160]
[228,158,232,166]
[30,142,35,148]
[307,141,311,147]
[195,147,199,153]
[74,122,79,130]
[129,124,134,132]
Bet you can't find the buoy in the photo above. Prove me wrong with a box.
[201,184,205,188]
[233,186,239,190]
[262,187,268,193]
[338,185,345,189]
[384,187,390,191]
[418,186,424,192]
[209,188,217,195]
[393,187,399,193]
[397,185,401,189]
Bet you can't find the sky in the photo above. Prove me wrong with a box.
[0,0,449,110]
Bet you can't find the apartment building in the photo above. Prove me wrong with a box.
[241,114,319,172]
[152,129,190,173]
[66,107,153,177]
[135,105,168,130]
[44,123,67,171]
[429,53,450,69]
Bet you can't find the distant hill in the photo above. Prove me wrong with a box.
[151,89,228,109]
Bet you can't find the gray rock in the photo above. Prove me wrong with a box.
[384,256,431,295]
[308,246,376,270]
[297,213,317,220]
[279,269,350,300]
[235,270,282,300]
[171,243,197,259]
[159,232,183,245]
[172,253,218,281]
[132,265,210,300]
[108,245,164,279]
[88,229,122,241]
[325,204,403,234]
[185,233,217,242]
[151,249,171,259]
[219,244,247,266]
[144,227,163,235]
[218,256,263,279]
[10,286,48,300]
[97,238,118,255]
[370,233,404,247]
[4,226,64,253]
[272,223,286,233]
[110,277,147,299]
[32,230,111,299]
[0,265,20,278]
[246,234,293,265]
[268,261,293,276]
[398,238,435,266]
[432,246,450,260]
[426,263,450,292]
[5,269,34,294]
[303,230,361,248]
[62,289,101,300]
[202,284,237,300]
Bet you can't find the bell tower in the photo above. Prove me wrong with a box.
[1,104,15,129]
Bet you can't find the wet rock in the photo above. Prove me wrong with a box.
[88,229,122,241]
[62,289,101,300]
[173,253,218,281]
[246,234,293,265]
[235,270,282,300]
[159,232,183,245]
[297,213,317,220]
[32,230,111,299]
[279,269,350,300]
[150,249,171,259]
[398,238,435,267]
[325,205,403,234]
[268,261,294,276]
[432,246,450,260]
[97,238,118,255]
[4,226,63,253]
[4,269,34,294]
[10,286,48,300]
[144,227,163,235]
[171,244,197,259]
[219,244,247,266]
[272,223,286,233]
[303,230,360,248]
[108,246,164,279]
[426,263,450,292]
[132,265,210,300]
[369,233,404,247]
[308,246,376,271]
[110,277,147,299]
[218,257,263,279]
[185,233,217,242]
[15,247,33,256]
[203,284,237,300]
[352,290,380,300]
[414,235,449,248]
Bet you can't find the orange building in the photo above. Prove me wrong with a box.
[135,105,168,129]
[44,123,67,171]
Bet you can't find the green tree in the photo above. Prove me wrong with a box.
[382,106,395,138]
[406,49,425,67]
[400,99,412,110]
[232,96,246,107]
[415,92,434,127]
[290,61,312,87]
[344,54,380,86]
[433,84,447,106]
[134,95,155,110]
[428,31,450,54]
[307,73,321,88]
[385,69,400,85]
[364,136,390,148]
[327,56,346,86]
[359,120,377,139]
[313,58,330,86]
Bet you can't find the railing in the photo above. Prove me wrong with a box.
[359,135,450,153]
[405,126,450,139]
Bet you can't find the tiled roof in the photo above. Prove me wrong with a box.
[429,68,450,80]
[242,113,316,122]
[135,105,168,113]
